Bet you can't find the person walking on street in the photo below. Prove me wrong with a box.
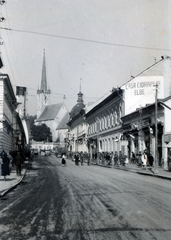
[87,153,90,166]
[1,150,10,181]
[114,152,119,166]
[131,152,136,163]
[148,153,154,167]
[61,153,66,167]
[15,151,23,175]
[75,153,79,166]
[80,154,83,166]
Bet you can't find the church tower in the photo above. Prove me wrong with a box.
[37,49,51,119]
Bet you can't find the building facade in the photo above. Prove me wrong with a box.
[67,90,88,157]
[0,74,26,153]
[122,103,164,166]
[120,56,171,169]
[85,88,125,162]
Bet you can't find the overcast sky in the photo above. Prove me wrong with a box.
[0,0,170,115]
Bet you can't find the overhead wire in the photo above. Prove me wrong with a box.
[12,84,97,101]
[1,27,170,51]
[4,4,23,85]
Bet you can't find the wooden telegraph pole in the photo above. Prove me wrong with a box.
[154,84,158,174]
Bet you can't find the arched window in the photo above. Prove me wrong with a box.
[110,113,113,127]
[108,138,112,152]
[114,111,117,125]
[99,118,102,131]
[102,117,104,130]
[105,116,107,129]
[108,115,111,128]
[91,124,93,134]
[88,126,90,135]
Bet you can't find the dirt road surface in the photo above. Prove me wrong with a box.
[1,155,171,239]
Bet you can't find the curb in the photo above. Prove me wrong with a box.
[91,163,171,181]
[0,168,27,198]
[136,171,171,181]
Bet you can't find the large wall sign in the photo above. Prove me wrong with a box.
[121,76,164,115]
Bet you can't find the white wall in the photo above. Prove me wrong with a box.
[121,76,164,115]
[164,99,171,133]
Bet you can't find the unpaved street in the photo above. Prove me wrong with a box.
[1,155,171,240]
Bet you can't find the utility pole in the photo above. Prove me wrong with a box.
[23,90,27,118]
[154,84,158,174]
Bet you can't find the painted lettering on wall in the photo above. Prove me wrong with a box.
[125,80,160,96]
[134,89,144,95]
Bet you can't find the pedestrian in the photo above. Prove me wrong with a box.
[114,152,119,166]
[87,153,90,166]
[148,153,154,167]
[125,154,129,166]
[1,150,10,181]
[14,151,23,175]
[141,150,147,168]
[80,155,83,166]
[137,151,142,166]
[131,152,136,163]
[106,152,111,166]
[61,153,66,167]
[8,151,13,173]
[75,153,79,166]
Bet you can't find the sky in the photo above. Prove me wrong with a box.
[0,0,170,116]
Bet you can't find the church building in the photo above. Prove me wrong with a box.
[36,50,69,143]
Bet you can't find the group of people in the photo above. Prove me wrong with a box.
[113,152,129,166]
[60,150,154,169]
[0,150,23,180]
[131,151,154,167]
[74,152,90,166]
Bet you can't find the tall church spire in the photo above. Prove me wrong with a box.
[41,49,47,92]
[37,49,51,94]
[37,49,51,119]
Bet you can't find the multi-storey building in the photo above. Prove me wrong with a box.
[67,90,88,156]
[0,74,26,153]
[121,56,171,169]
[85,88,125,161]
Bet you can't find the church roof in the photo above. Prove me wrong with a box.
[56,112,70,130]
[37,103,63,122]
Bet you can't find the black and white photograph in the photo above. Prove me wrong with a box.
[0,1,171,239]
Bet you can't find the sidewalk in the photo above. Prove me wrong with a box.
[0,163,27,197]
[119,163,171,180]
[91,161,171,180]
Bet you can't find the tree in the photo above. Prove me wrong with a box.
[28,115,52,142]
